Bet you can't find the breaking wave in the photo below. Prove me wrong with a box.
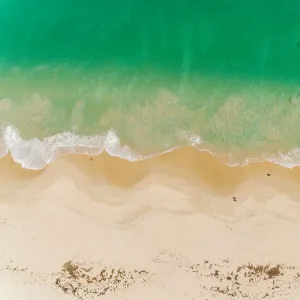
[1,124,300,170]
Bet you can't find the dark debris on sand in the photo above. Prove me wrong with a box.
[151,250,300,299]
[2,255,300,299]
[186,260,300,299]
[54,260,152,300]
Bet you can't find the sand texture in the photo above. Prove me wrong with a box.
[1,148,300,299]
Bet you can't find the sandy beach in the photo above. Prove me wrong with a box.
[1,147,300,299]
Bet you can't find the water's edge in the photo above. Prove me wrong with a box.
[0,124,299,170]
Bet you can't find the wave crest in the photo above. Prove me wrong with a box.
[0,125,142,169]
[1,124,300,170]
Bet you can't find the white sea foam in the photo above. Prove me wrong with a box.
[0,125,141,169]
[0,125,202,169]
[1,124,300,170]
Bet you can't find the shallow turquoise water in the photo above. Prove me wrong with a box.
[1,1,300,168]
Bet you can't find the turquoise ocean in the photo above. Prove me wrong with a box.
[1,0,300,169]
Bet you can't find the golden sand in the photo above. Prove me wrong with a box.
[1,147,300,299]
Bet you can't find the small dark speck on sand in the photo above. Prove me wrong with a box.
[267,173,271,176]
[233,197,237,202]
[90,158,93,161]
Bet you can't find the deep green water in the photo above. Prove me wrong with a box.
[0,0,300,168]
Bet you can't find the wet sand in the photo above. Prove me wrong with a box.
[1,147,300,299]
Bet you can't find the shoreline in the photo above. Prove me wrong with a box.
[1,148,300,298]
[1,124,300,170]
[1,145,299,185]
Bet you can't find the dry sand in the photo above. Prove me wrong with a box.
[1,147,300,299]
